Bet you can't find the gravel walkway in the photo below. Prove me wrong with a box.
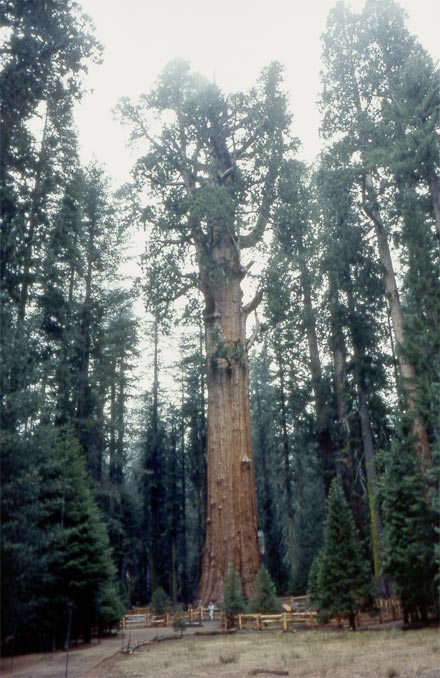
[0,623,217,678]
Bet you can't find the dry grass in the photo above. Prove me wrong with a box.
[95,627,440,677]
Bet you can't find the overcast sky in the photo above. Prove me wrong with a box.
[76,0,440,185]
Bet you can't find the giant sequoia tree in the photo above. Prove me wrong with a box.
[120,60,291,602]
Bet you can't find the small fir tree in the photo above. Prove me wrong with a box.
[312,479,371,629]
[307,552,322,605]
[221,566,247,627]
[382,438,437,625]
[248,565,282,613]
[150,586,171,615]
[172,606,187,638]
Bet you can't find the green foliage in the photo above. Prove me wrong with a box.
[310,479,372,629]
[172,606,187,637]
[1,427,123,648]
[221,566,247,624]
[150,586,171,615]
[248,566,282,613]
[381,440,437,624]
[250,347,289,591]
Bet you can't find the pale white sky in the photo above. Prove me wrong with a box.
[73,0,439,398]
[76,0,440,185]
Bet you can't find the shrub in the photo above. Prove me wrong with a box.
[172,606,187,637]
[248,565,282,613]
[221,566,247,627]
[150,586,171,615]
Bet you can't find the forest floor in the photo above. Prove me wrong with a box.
[2,621,439,678]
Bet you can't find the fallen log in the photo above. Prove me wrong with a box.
[249,670,289,676]
[195,628,237,636]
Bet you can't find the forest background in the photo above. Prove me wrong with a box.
[1,0,439,653]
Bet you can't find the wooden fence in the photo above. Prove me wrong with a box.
[233,599,402,631]
[121,606,222,630]
[121,598,402,632]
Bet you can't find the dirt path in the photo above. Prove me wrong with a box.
[0,623,220,678]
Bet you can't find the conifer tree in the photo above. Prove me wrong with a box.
[320,0,435,473]
[382,438,437,624]
[250,346,288,591]
[221,566,247,627]
[248,565,282,614]
[119,59,292,602]
[311,479,371,630]
[150,586,171,615]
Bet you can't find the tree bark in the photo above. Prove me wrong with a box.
[298,256,334,484]
[273,339,296,587]
[344,271,388,597]
[356,384,387,596]
[362,172,431,471]
[196,239,260,604]
[328,282,351,485]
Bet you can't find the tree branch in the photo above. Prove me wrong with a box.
[239,164,278,249]
[243,287,263,316]
[246,311,260,350]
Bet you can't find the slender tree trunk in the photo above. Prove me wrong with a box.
[362,172,432,471]
[274,341,296,588]
[17,106,49,326]
[429,173,440,242]
[196,242,260,603]
[343,272,387,594]
[179,370,188,603]
[328,280,365,530]
[110,361,125,487]
[148,317,160,595]
[116,362,125,481]
[170,426,178,606]
[356,384,387,596]
[328,283,351,485]
[299,257,334,482]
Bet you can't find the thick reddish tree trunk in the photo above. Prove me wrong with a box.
[196,240,260,604]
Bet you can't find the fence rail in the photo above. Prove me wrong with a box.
[121,598,402,631]
[121,606,222,630]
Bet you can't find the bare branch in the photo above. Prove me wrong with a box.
[243,287,263,316]
[246,311,261,350]
[218,165,235,183]
[157,236,191,248]
[240,164,278,249]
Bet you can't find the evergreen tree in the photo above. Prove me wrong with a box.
[248,566,282,614]
[119,59,293,602]
[311,479,371,630]
[382,438,437,625]
[274,159,335,486]
[179,327,207,599]
[52,430,122,643]
[150,586,171,615]
[320,0,435,473]
[1,427,122,650]
[221,566,247,627]
[172,606,187,638]
[250,346,288,591]
[260,246,327,593]
[316,151,392,595]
